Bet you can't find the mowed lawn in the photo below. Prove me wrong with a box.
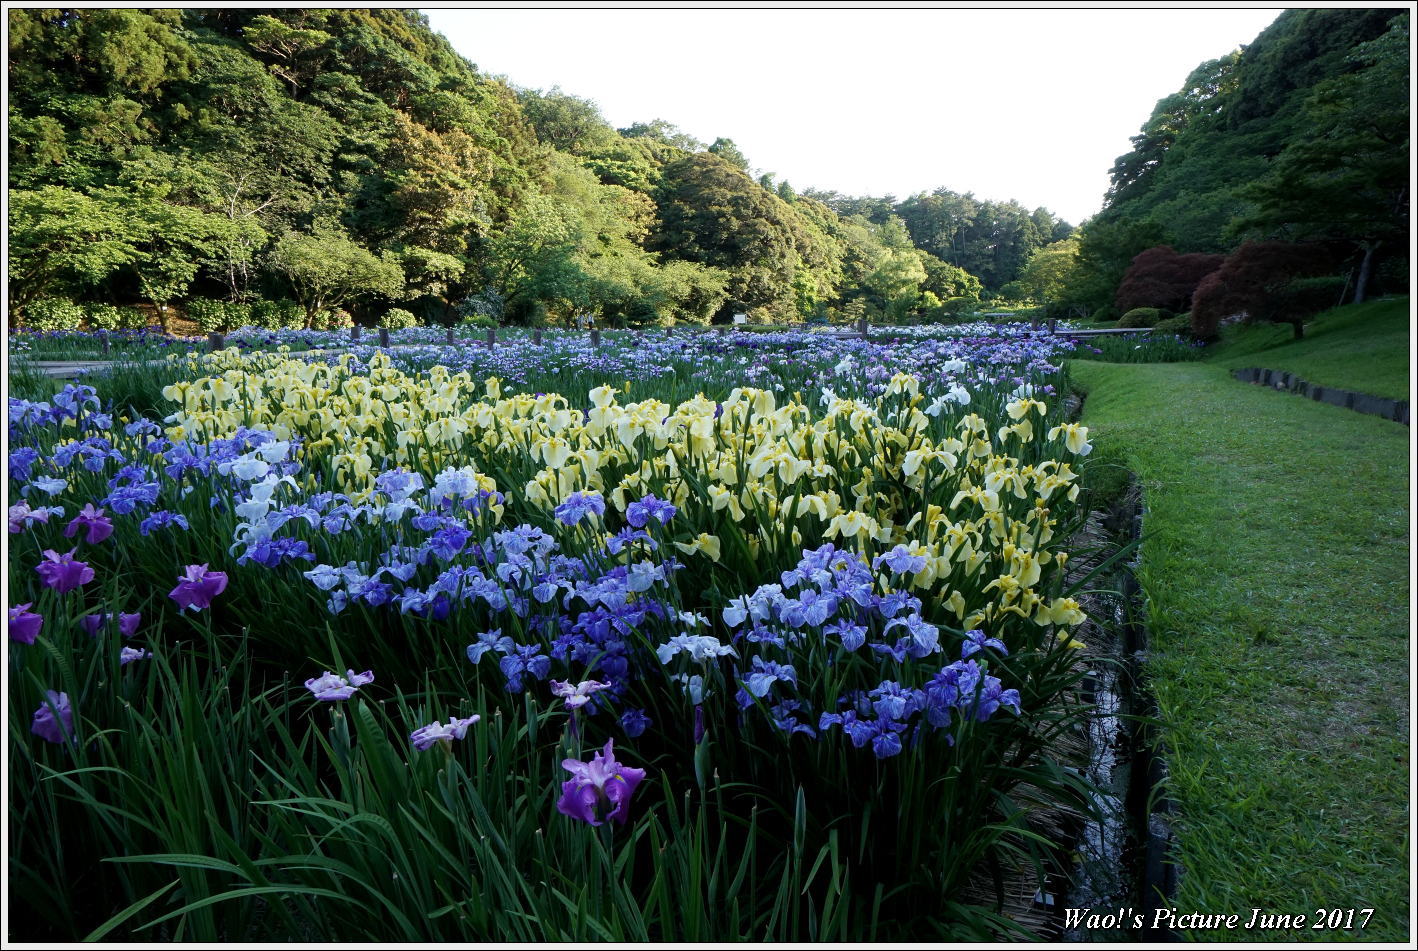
[1071,359,1409,941]
[1205,298,1410,400]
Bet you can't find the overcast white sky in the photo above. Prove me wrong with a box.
[424,5,1286,225]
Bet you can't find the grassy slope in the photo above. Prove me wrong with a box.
[1205,298,1411,399]
[1071,360,1409,941]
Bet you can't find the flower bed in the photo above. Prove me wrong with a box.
[8,331,1100,940]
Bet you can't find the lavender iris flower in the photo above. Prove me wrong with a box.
[304,669,375,701]
[8,500,51,533]
[549,679,612,711]
[139,510,189,535]
[410,714,480,750]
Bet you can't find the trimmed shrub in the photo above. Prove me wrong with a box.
[378,307,418,330]
[1118,307,1163,328]
[313,308,353,331]
[185,299,253,333]
[251,299,305,330]
[1153,314,1191,336]
[223,301,253,330]
[85,304,125,331]
[25,298,85,331]
[940,296,980,315]
[184,298,227,333]
[460,313,497,330]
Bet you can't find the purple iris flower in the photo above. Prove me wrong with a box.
[620,708,652,738]
[883,614,940,658]
[498,644,551,692]
[35,549,95,594]
[427,524,472,561]
[410,714,480,750]
[304,669,375,701]
[80,612,142,637]
[743,657,797,698]
[842,716,908,759]
[169,564,229,611]
[961,628,1008,658]
[9,604,43,644]
[822,618,867,652]
[64,503,114,544]
[31,690,74,745]
[554,491,606,526]
[625,494,677,528]
[873,544,928,576]
[556,739,647,827]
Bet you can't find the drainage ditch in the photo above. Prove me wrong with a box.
[1030,392,1179,942]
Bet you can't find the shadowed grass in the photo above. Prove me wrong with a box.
[1070,360,1408,941]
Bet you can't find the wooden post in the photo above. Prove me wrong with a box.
[208,332,224,353]
[1031,315,1041,331]
[717,326,728,336]
[1047,318,1058,334]
[533,329,543,346]
[351,325,361,344]
[859,316,868,339]
[590,329,601,348]
[486,328,496,349]
[445,327,455,346]
[378,327,390,348]
[101,336,110,355]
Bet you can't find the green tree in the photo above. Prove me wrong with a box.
[619,119,704,152]
[651,153,802,321]
[7,187,145,317]
[517,86,615,154]
[241,13,332,97]
[1017,237,1083,309]
[398,246,467,321]
[1233,14,1408,302]
[268,229,405,327]
[707,137,749,171]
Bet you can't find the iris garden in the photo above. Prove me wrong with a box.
[8,323,1110,940]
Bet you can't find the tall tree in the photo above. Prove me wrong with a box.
[1233,14,1408,302]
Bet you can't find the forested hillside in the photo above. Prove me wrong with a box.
[7,8,1065,329]
[1051,8,1408,324]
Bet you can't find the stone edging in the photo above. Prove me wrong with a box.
[1232,367,1409,425]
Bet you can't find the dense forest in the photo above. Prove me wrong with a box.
[7,8,1071,330]
[7,9,1406,334]
[1051,8,1408,334]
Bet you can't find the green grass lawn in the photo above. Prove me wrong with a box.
[1205,297,1410,400]
[1071,360,1409,941]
